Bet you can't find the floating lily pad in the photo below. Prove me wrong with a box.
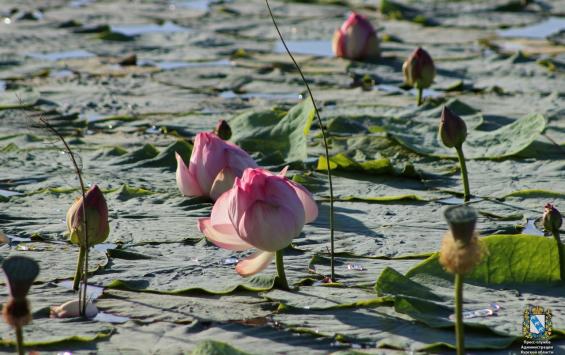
[386,100,546,159]
[231,99,314,164]
[0,88,40,109]
[406,234,564,285]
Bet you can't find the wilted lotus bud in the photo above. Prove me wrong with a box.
[2,256,40,328]
[214,120,232,140]
[66,185,109,247]
[402,47,435,89]
[543,203,562,235]
[439,106,467,148]
[440,205,484,274]
[332,12,379,61]
[50,299,98,319]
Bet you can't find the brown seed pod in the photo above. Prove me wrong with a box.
[439,231,485,275]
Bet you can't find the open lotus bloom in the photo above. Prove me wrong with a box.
[332,12,379,61]
[199,167,318,276]
[176,132,257,201]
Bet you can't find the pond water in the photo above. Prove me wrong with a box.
[171,0,216,11]
[139,59,232,70]
[27,50,95,61]
[219,90,302,101]
[498,17,565,39]
[274,40,333,57]
[0,189,22,198]
[111,21,190,36]
[58,281,105,300]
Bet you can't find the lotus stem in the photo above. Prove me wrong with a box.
[275,249,289,291]
[553,230,564,282]
[455,146,470,202]
[455,273,464,355]
[73,246,86,291]
[265,0,336,281]
[81,244,89,316]
[15,325,24,355]
[417,87,423,106]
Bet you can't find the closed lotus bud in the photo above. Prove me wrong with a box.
[439,106,467,148]
[402,47,435,89]
[66,185,109,247]
[543,203,562,235]
[214,120,232,140]
[332,12,379,61]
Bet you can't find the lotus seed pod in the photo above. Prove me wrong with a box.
[2,256,40,299]
[1,257,39,328]
[444,205,477,246]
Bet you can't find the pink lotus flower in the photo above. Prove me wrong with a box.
[67,184,109,247]
[199,167,318,276]
[332,12,379,61]
[176,132,257,200]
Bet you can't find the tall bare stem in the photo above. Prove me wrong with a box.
[265,0,336,281]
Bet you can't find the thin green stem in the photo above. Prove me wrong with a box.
[15,325,24,355]
[455,273,464,355]
[275,249,289,291]
[73,246,86,291]
[455,146,470,202]
[553,231,564,282]
[265,0,335,281]
[417,87,423,106]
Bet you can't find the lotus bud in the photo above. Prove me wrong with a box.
[214,120,232,140]
[543,203,562,236]
[439,205,484,274]
[402,47,435,89]
[332,12,379,61]
[439,106,467,148]
[66,185,109,247]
